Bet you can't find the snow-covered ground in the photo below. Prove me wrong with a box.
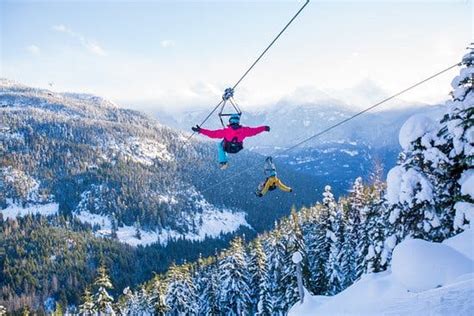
[1,202,59,220]
[105,137,173,165]
[290,228,474,316]
[75,208,249,247]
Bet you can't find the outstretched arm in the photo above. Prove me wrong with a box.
[276,178,292,192]
[199,127,226,139]
[241,126,269,138]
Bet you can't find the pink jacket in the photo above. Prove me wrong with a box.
[200,126,267,142]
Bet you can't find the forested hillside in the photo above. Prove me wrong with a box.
[0,78,323,313]
[0,78,320,237]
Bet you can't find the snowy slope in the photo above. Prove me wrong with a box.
[289,229,474,316]
[1,202,59,220]
[74,198,250,247]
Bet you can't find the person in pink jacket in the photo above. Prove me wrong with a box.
[192,114,270,169]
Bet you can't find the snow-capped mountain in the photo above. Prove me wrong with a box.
[0,78,320,246]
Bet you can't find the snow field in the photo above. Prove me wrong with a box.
[289,228,474,315]
[391,238,474,292]
[75,207,250,247]
[1,202,59,220]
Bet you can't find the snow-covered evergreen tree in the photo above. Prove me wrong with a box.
[386,47,473,243]
[305,186,337,295]
[0,305,6,316]
[300,206,317,294]
[115,287,134,316]
[218,237,251,316]
[348,177,369,279]
[323,185,340,291]
[281,209,306,308]
[341,177,366,288]
[386,116,442,241]
[149,276,168,315]
[363,175,389,274]
[441,46,474,232]
[93,264,115,315]
[79,286,95,315]
[166,263,197,315]
[248,238,271,315]
[327,208,344,295]
[136,286,152,315]
[265,227,287,314]
[196,259,220,316]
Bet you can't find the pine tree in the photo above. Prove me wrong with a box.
[93,264,115,315]
[136,286,152,315]
[348,177,370,279]
[281,210,305,308]
[166,263,197,315]
[116,287,134,316]
[363,179,389,274]
[247,238,271,315]
[149,276,168,315]
[301,206,320,294]
[318,186,338,295]
[134,219,142,240]
[218,237,251,316]
[339,198,356,289]
[79,286,95,315]
[265,227,287,315]
[327,208,344,295]
[306,204,330,295]
[386,47,473,243]
[196,260,220,316]
[53,302,64,316]
[110,213,118,239]
[440,45,474,233]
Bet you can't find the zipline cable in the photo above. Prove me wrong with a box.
[187,0,310,141]
[231,0,310,90]
[197,62,461,194]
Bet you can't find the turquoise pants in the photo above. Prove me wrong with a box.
[217,141,228,164]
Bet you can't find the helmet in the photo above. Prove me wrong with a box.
[228,114,241,125]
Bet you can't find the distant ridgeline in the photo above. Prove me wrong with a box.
[0,78,320,312]
[75,51,471,315]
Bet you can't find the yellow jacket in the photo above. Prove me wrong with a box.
[260,176,292,196]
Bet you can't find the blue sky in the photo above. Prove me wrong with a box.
[1,0,472,112]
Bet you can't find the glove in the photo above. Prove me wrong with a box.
[264,126,270,132]
[192,125,201,133]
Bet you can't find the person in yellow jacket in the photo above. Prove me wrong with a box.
[256,157,292,197]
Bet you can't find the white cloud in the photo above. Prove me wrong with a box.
[52,24,107,56]
[52,24,70,33]
[26,45,40,55]
[160,40,175,48]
